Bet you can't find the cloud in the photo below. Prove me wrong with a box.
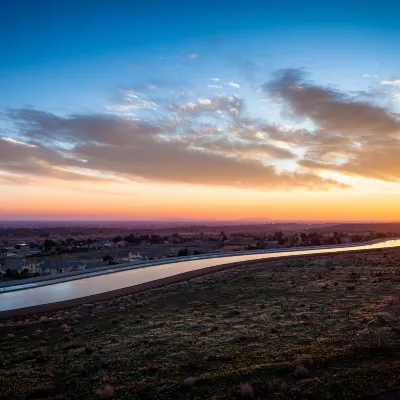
[182,133,296,161]
[228,81,240,88]
[380,79,400,86]
[263,68,400,183]
[362,74,378,79]
[105,90,159,113]
[176,52,198,60]
[174,95,244,119]
[264,68,399,136]
[0,136,104,182]
[1,137,38,148]
[4,106,346,191]
[298,146,400,183]
[6,68,400,192]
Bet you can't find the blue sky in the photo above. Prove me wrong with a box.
[2,0,400,113]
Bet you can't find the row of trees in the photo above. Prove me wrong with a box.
[112,234,162,244]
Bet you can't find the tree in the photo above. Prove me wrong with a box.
[112,236,123,244]
[150,234,160,244]
[6,268,20,279]
[103,254,114,262]
[43,239,56,252]
[273,231,284,241]
[177,248,189,257]
[20,268,30,279]
[124,234,136,244]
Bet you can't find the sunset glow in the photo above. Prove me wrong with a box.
[1,1,400,221]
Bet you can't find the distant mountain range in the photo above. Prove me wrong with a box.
[311,223,400,233]
[0,220,399,233]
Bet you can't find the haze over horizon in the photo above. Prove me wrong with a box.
[2,0,400,222]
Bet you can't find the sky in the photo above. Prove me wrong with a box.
[1,0,400,221]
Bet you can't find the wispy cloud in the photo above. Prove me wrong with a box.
[1,137,37,148]
[380,79,400,86]
[176,52,199,60]
[228,81,240,88]
[362,73,378,79]
[10,68,400,191]
[3,85,348,191]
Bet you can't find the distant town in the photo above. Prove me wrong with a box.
[1,222,400,282]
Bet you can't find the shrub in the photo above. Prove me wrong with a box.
[240,383,253,398]
[183,377,197,387]
[353,328,391,351]
[294,365,310,378]
[296,356,313,369]
[95,385,114,398]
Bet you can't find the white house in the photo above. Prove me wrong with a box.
[116,240,130,248]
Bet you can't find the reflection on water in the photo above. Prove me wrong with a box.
[1,239,400,312]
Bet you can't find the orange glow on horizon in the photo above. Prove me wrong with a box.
[1,178,400,222]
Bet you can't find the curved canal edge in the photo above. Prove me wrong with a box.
[1,244,399,319]
[0,238,392,293]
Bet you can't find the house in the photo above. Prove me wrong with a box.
[227,236,254,243]
[115,240,130,248]
[66,260,87,271]
[177,233,199,239]
[54,260,87,274]
[36,260,87,274]
[91,240,112,249]
[3,259,42,274]
[266,241,279,249]
[219,245,245,252]
[57,266,71,274]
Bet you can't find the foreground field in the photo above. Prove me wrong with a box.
[2,249,400,399]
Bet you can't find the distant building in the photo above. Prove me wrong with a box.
[177,233,199,239]
[115,240,130,248]
[3,259,42,274]
[266,241,279,249]
[91,240,112,249]
[219,245,245,252]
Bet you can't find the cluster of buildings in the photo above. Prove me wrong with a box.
[0,258,101,277]
[3,229,387,282]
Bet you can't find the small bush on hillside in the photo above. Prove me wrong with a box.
[240,383,253,398]
[294,365,310,378]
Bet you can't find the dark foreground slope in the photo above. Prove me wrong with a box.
[2,250,400,399]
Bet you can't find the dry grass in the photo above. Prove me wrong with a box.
[2,249,400,399]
